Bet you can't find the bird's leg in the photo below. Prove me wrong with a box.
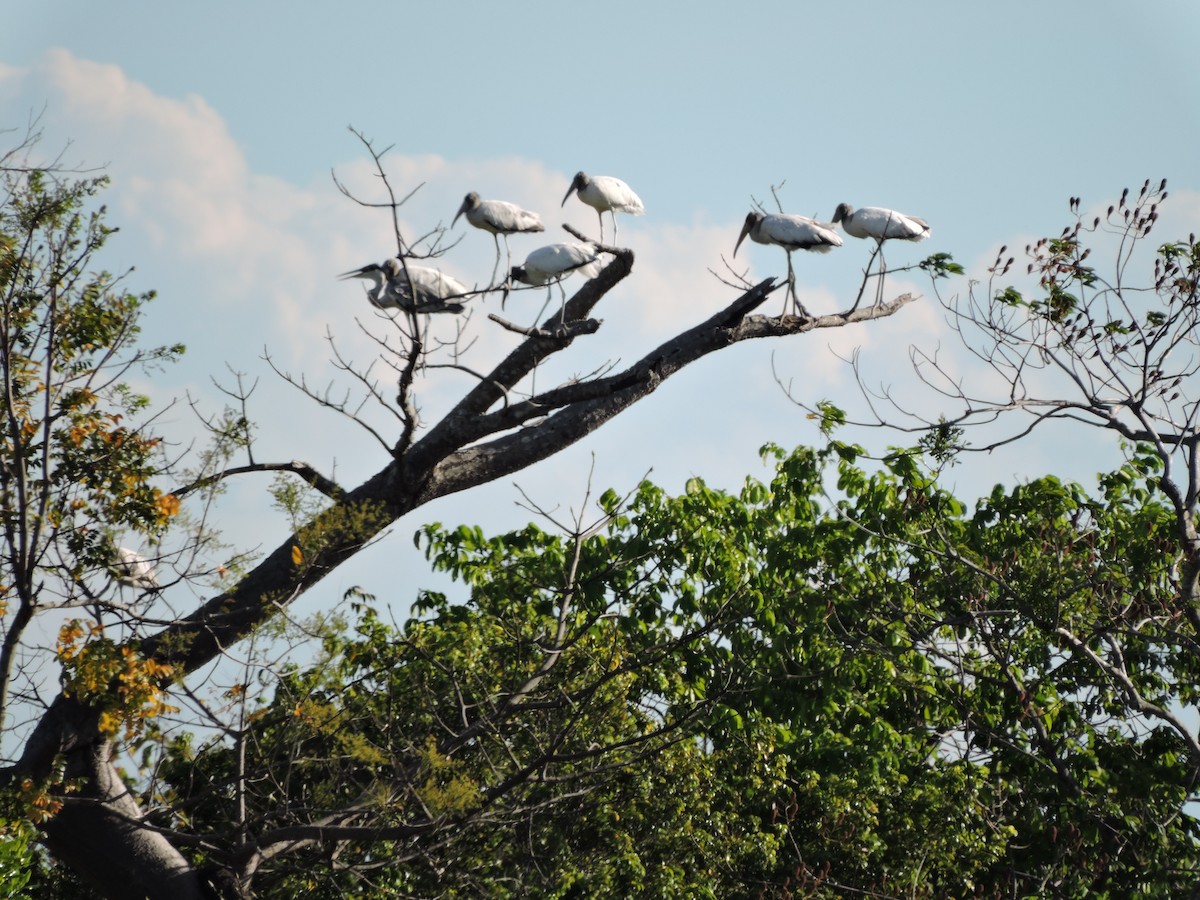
[490,235,502,287]
[596,210,606,244]
[850,242,883,314]
[874,240,887,307]
[526,286,560,397]
[403,308,430,371]
[532,287,553,331]
[611,211,619,245]
[784,251,797,317]
[556,280,569,326]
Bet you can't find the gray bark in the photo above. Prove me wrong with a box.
[40,741,213,900]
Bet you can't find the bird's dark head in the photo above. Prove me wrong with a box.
[832,203,853,224]
[733,211,763,257]
[561,171,589,207]
[338,259,405,282]
[453,192,481,226]
[502,266,526,309]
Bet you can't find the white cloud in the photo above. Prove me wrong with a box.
[3,49,1009,534]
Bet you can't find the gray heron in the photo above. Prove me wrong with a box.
[338,259,471,314]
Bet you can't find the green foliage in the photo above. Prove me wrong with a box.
[0,163,184,611]
[0,822,36,899]
[146,439,1200,896]
[918,251,964,279]
[2,173,180,510]
[806,400,846,437]
[917,417,966,466]
[0,153,196,880]
[994,285,1025,307]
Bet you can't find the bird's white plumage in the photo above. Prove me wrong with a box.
[339,259,471,313]
[510,243,603,286]
[453,192,545,236]
[506,243,605,324]
[562,171,644,242]
[831,204,930,242]
[112,546,159,590]
[562,172,644,216]
[734,211,843,256]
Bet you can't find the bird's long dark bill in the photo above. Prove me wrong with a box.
[560,186,576,207]
[733,225,752,257]
[337,265,376,279]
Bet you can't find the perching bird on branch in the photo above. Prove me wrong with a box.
[505,242,604,324]
[831,203,930,306]
[734,211,843,257]
[562,172,644,243]
[831,204,930,244]
[453,192,545,281]
[339,259,471,314]
[734,211,842,317]
[111,546,160,590]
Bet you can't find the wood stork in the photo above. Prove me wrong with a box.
[561,172,644,244]
[338,259,471,314]
[734,211,843,256]
[831,204,929,243]
[734,211,842,316]
[453,192,545,282]
[111,546,160,590]
[506,242,604,325]
[831,204,930,306]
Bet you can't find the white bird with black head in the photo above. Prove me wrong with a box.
[453,192,545,282]
[338,258,471,314]
[735,211,843,256]
[734,211,842,316]
[561,172,644,244]
[831,204,930,244]
[831,203,930,306]
[506,242,603,325]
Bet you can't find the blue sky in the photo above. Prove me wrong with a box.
[3,1,1200,621]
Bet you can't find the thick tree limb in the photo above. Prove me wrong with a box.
[39,741,210,900]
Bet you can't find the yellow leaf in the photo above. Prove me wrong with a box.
[291,545,303,565]
[155,492,181,518]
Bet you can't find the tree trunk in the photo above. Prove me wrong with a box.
[40,740,215,899]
